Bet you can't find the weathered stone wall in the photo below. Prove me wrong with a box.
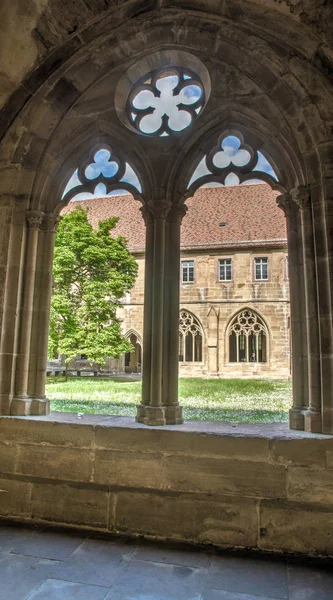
[0,415,332,557]
[119,245,290,378]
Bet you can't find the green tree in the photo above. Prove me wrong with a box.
[48,206,138,364]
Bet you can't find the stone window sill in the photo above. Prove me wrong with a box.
[1,413,331,439]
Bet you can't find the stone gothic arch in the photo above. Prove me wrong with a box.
[124,330,142,374]
[178,310,204,364]
[226,308,269,365]
[0,8,330,435]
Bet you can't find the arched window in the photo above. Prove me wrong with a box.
[228,309,268,363]
[179,310,203,362]
[124,331,142,374]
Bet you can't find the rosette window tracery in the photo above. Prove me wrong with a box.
[128,68,204,136]
[62,145,142,203]
[228,309,268,363]
[187,133,280,192]
[179,310,203,362]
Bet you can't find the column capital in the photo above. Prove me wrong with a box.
[276,193,298,217]
[26,210,44,229]
[140,204,154,225]
[43,213,61,232]
[167,204,187,224]
[151,202,171,220]
[140,202,171,223]
[291,185,311,210]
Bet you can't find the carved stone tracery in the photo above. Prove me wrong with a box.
[179,310,203,363]
[187,132,280,192]
[62,145,142,204]
[128,67,205,136]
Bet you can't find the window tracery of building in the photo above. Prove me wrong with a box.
[228,309,268,363]
[187,133,278,190]
[128,68,204,136]
[62,146,142,203]
[179,310,203,362]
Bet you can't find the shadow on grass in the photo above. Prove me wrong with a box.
[50,399,288,423]
[47,376,141,384]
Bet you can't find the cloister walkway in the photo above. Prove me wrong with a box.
[0,523,332,599]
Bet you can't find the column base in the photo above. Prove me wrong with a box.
[304,409,322,433]
[30,397,50,416]
[11,396,50,416]
[136,404,183,426]
[289,407,305,431]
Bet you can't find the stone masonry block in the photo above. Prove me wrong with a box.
[270,438,330,467]
[259,499,333,555]
[287,467,333,505]
[31,482,109,529]
[164,456,286,499]
[0,442,17,474]
[94,426,270,462]
[0,418,94,448]
[93,450,165,490]
[115,490,258,549]
[327,452,333,468]
[0,477,31,517]
[16,445,93,483]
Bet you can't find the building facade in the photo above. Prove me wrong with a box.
[64,183,290,379]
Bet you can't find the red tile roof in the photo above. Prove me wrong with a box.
[61,183,286,251]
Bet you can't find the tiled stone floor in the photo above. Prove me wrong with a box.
[0,524,332,599]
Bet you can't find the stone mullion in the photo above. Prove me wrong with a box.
[11,211,44,415]
[161,219,171,408]
[137,207,154,413]
[0,209,26,415]
[277,194,307,430]
[150,212,167,409]
[162,205,186,424]
[293,187,322,432]
[32,214,60,414]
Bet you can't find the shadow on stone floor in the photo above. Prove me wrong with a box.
[0,523,332,600]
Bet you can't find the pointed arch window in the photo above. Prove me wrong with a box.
[228,309,268,363]
[187,131,281,192]
[61,145,142,204]
[179,310,203,362]
[124,330,142,374]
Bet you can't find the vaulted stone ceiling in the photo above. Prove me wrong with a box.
[0,0,331,121]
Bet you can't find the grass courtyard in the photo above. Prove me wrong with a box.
[47,377,292,423]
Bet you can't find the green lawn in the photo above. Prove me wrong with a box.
[47,377,291,423]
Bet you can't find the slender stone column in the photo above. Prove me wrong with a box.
[136,203,170,425]
[11,211,44,416]
[162,204,187,424]
[277,194,307,430]
[29,213,61,415]
[0,208,26,415]
[137,206,154,415]
[292,186,322,432]
[150,207,167,407]
[137,202,185,426]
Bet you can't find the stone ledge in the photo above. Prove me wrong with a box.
[1,413,331,439]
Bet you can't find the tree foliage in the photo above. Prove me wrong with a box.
[48,206,138,363]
